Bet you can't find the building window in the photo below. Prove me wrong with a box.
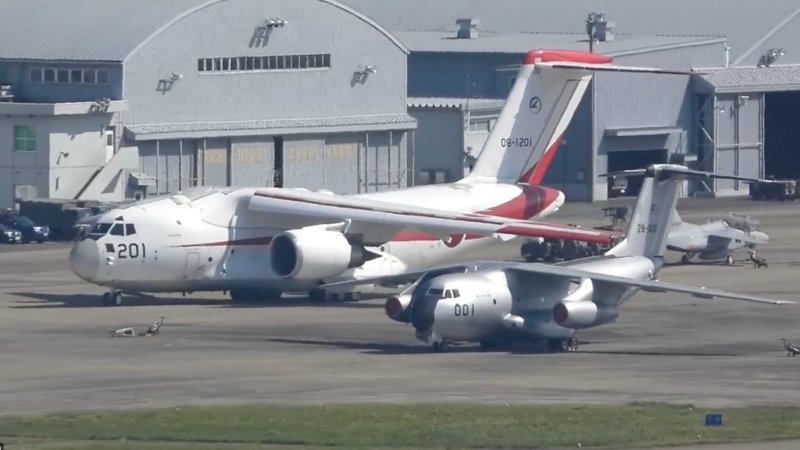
[197,53,331,73]
[30,68,43,82]
[30,67,109,84]
[13,126,36,152]
[97,69,109,84]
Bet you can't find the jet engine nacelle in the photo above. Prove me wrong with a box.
[270,229,369,280]
[385,294,412,323]
[552,301,618,329]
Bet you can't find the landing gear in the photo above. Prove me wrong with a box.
[308,289,362,303]
[725,254,735,266]
[546,336,579,352]
[432,340,450,353]
[681,254,691,264]
[102,290,123,307]
[230,289,283,303]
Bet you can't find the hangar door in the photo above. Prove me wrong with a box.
[765,92,800,179]
[607,149,667,196]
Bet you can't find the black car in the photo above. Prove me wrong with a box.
[0,213,49,243]
[0,223,22,244]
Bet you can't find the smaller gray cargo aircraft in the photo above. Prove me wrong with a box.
[322,165,791,352]
[667,211,769,265]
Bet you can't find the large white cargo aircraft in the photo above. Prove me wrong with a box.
[69,49,657,306]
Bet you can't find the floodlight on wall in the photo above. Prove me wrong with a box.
[264,17,287,28]
[585,11,605,52]
[758,48,785,67]
[352,65,377,85]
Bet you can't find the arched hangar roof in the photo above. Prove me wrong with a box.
[0,0,407,63]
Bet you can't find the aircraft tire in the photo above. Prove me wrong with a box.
[681,254,690,264]
[726,255,735,266]
[101,292,111,306]
[308,289,327,303]
[432,341,449,353]
[111,291,123,306]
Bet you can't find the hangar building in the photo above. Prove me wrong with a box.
[344,0,800,200]
[0,0,415,208]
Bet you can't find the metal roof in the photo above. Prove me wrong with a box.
[408,97,504,110]
[125,113,417,140]
[395,31,721,56]
[341,0,800,65]
[0,0,407,62]
[0,0,207,61]
[696,65,800,93]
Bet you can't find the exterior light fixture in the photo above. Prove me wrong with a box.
[264,17,287,28]
[758,48,785,67]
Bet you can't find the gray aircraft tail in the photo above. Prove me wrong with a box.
[606,165,683,260]
[606,165,761,261]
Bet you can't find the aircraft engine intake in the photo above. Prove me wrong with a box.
[385,294,412,323]
[552,301,618,329]
[271,229,371,280]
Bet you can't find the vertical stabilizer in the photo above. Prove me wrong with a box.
[607,165,684,260]
[463,50,612,185]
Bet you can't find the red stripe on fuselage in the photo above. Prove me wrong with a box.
[389,184,562,243]
[173,236,272,247]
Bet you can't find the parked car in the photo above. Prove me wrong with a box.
[0,211,49,243]
[0,223,22,244]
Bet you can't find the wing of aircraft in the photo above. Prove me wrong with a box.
[503,262,791,305]
[248,188,618,245]
[322,258,791,305]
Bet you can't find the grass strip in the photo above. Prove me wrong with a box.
[0,403,799,449]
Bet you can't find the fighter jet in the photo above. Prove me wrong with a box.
[781,338,800,356]
[668,210,769,265]
[322,165,791,352]
[69,49,686,306]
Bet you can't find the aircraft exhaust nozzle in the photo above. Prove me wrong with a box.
[385,294,412,323]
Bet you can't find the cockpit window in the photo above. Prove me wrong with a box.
[452,289,460,298]
[125,224,136,236]
[110,223,124,236]
[427,288,444,297]
[444,289,453,299]
[92,223,112,234]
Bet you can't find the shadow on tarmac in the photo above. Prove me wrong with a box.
[264,336,738,357]
[8,291,383,310]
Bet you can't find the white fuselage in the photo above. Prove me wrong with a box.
[70,182,564,293]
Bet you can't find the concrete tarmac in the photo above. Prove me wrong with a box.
[1,198,800,419]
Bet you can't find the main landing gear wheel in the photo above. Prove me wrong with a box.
[102,291,123,307]
[432,341,449,353]
[546,337,578,353]
[308,289,362,303]
[681,254,691,264]
[725,254,735,266]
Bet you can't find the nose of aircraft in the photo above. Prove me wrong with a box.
[69,238,100,282]
[754,231,769,243]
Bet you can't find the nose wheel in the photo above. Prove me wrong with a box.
[101,290,123,307]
